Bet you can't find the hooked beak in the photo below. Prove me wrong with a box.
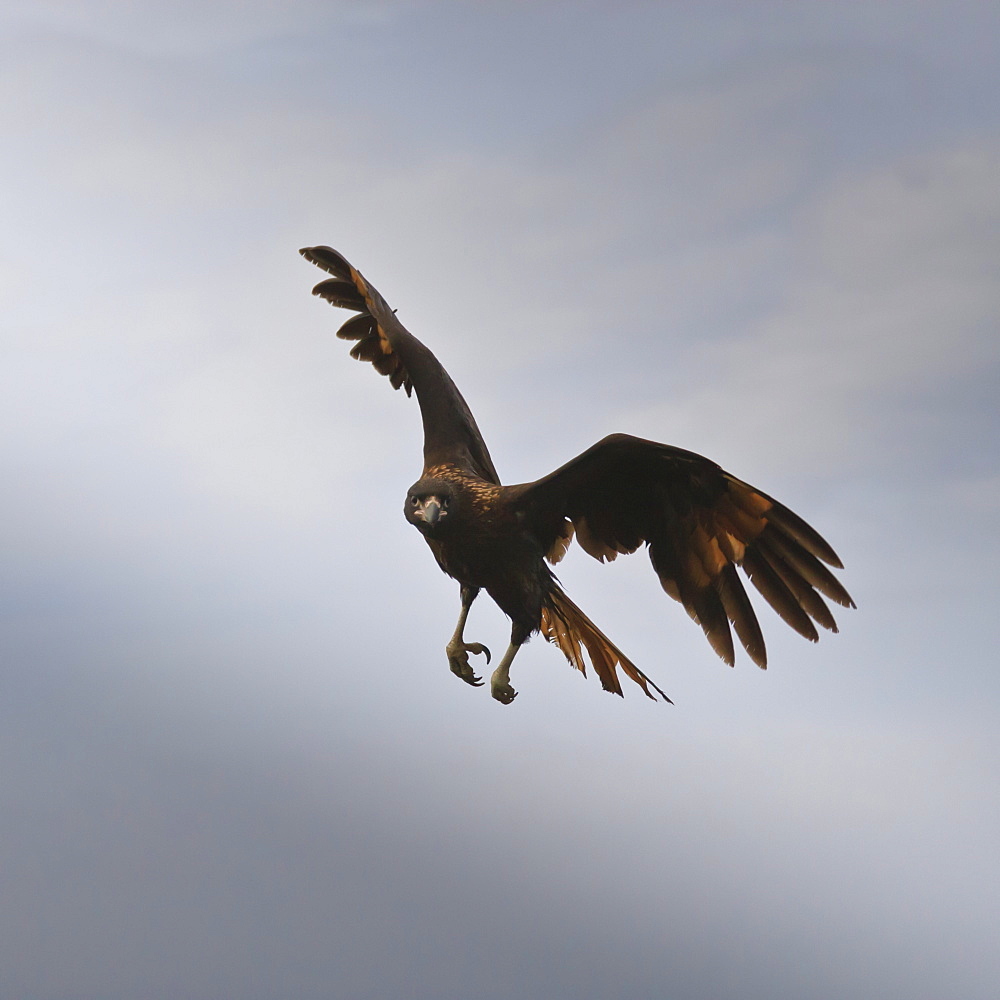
[421,498,442,526]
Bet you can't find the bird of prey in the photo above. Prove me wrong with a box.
[301,246,854,705]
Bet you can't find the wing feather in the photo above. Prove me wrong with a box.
[766,502,844,567]
[335,313,378,342]
[691,586,736,666]
[301,246,500,483]
[510,433,853,669]
[742,549,819,642]
[716,564,767,668]
[760,526,856,608]
[755,534,839,632]
[311,277,369,314]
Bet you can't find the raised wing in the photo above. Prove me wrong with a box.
[300,246,499,484]
[510,433,855,668]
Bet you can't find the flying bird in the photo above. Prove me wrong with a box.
[301,246,854,704]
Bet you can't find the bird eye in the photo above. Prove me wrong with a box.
[408,496,419,506]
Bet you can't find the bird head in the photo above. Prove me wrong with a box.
[404,478,456,536]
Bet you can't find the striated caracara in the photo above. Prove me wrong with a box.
[301,246,854,705]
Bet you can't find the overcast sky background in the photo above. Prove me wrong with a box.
[2,3,999,998]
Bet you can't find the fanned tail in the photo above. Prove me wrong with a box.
[540,588,672,703]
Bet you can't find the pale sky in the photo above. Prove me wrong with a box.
[2,3,999,998]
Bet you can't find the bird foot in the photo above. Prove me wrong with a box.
[447,641,490,687]
[490,666,518,705]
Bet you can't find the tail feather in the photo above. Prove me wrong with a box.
[540,589,672,703]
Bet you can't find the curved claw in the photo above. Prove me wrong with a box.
[464,642,491,665]
[449,661,484,686]
[491,682,518,705]
[447,641,491,688]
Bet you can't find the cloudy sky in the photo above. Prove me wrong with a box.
[2,2,998,997]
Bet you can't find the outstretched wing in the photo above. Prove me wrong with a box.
[300,246,499,484]
[510,433,855,668]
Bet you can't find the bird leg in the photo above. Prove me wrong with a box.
[446,586,490,687]
[490,642,522,705]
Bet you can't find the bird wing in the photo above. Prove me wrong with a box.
[301,246,499,484]
[509,433,855,668]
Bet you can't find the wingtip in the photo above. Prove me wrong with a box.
[299,245,353,280]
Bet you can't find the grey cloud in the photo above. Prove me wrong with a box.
[625,142,1000,479]
[2,5,998,999]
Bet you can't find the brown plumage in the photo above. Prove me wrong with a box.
[301,245,855,704]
